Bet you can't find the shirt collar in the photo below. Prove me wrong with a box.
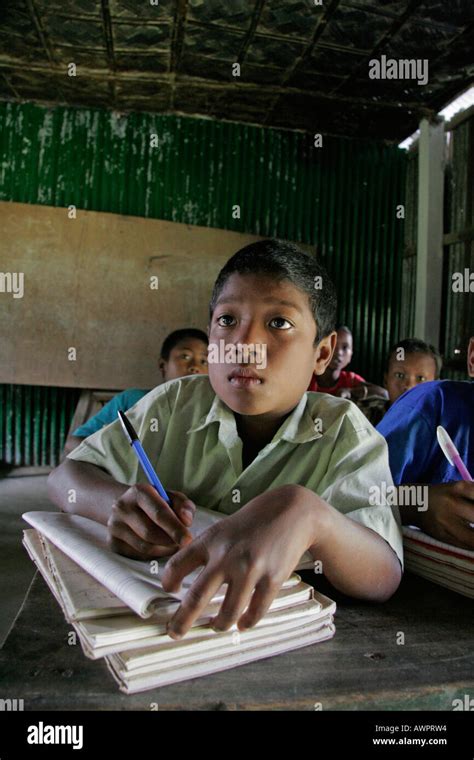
[187,392,323,445]
[278,393,324,444]
[187,393,234,434]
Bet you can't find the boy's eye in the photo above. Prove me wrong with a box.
[394,372,405,380]
[416,376,427,382]
[217,315,236,327]
[269,317,292,329]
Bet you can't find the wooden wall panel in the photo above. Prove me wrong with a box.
[0,201,261,389]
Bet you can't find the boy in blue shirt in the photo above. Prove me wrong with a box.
[377,337,474,549]
[49,240,402,639]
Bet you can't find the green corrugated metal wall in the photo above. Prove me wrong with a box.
[0,100,407,466]
[399,150,417,340]
[0,386,80,468]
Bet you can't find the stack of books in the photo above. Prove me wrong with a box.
[403,526,474,598]
[22,508,336,694]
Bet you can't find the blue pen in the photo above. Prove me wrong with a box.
[118,410,170,503]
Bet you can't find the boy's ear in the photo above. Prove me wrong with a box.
[383,372,388,389]
[468,337,474,378]
[313,331,337,375]
[158,358,166,379]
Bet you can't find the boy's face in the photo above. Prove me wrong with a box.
[160,338,209,381]
[328,329,353,372]
[208,273,335,418]
[384,352,437,404]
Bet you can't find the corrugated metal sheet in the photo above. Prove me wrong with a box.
[0,385,80,468]
[399,150,418,340]
[0,100,407,465]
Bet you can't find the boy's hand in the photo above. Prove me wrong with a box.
[161,484,323,639]
[419,481,474,549]
[107,484,196,559]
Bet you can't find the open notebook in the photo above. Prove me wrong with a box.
[403,526,474,599]
[23,508,315,617]
[22,509,335,694]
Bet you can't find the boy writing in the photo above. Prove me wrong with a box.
[377,336,473,549]
[48,240,403,640]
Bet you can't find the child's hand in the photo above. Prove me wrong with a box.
[161,484,322,639]
[419,481,474,549]
[335,388,352,399]
[107,484,196,559]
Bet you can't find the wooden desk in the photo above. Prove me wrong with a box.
[0,572,472,710]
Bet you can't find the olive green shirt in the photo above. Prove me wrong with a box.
[68,374,403,566]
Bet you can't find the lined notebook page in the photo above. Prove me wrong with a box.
[23,509,223,617]
[23,509,315,618]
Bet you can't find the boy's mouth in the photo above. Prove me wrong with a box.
[228,367,263,388]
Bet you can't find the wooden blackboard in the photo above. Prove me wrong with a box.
[0,202,263,389]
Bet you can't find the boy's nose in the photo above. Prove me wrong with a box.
[235,322,265,346]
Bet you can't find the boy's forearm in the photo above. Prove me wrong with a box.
[304,491,402,601]
[47,459,128,525]
[352,383,388,400]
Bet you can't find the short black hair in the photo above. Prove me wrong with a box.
[209,239,337,342]
[160,328,208,361]
[335,324,352,335]
[385,338,442,378]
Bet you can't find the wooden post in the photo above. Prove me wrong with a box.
[415,117,445,346]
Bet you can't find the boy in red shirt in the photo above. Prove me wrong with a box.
[308,325,386,401]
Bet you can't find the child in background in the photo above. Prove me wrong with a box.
[65,328,208,453]
[308,325,387,401]
[49,240,402,639]
[158,328,209,382]
[384,338,442,406]
[377,337,473,550]
[363,338,442,426]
